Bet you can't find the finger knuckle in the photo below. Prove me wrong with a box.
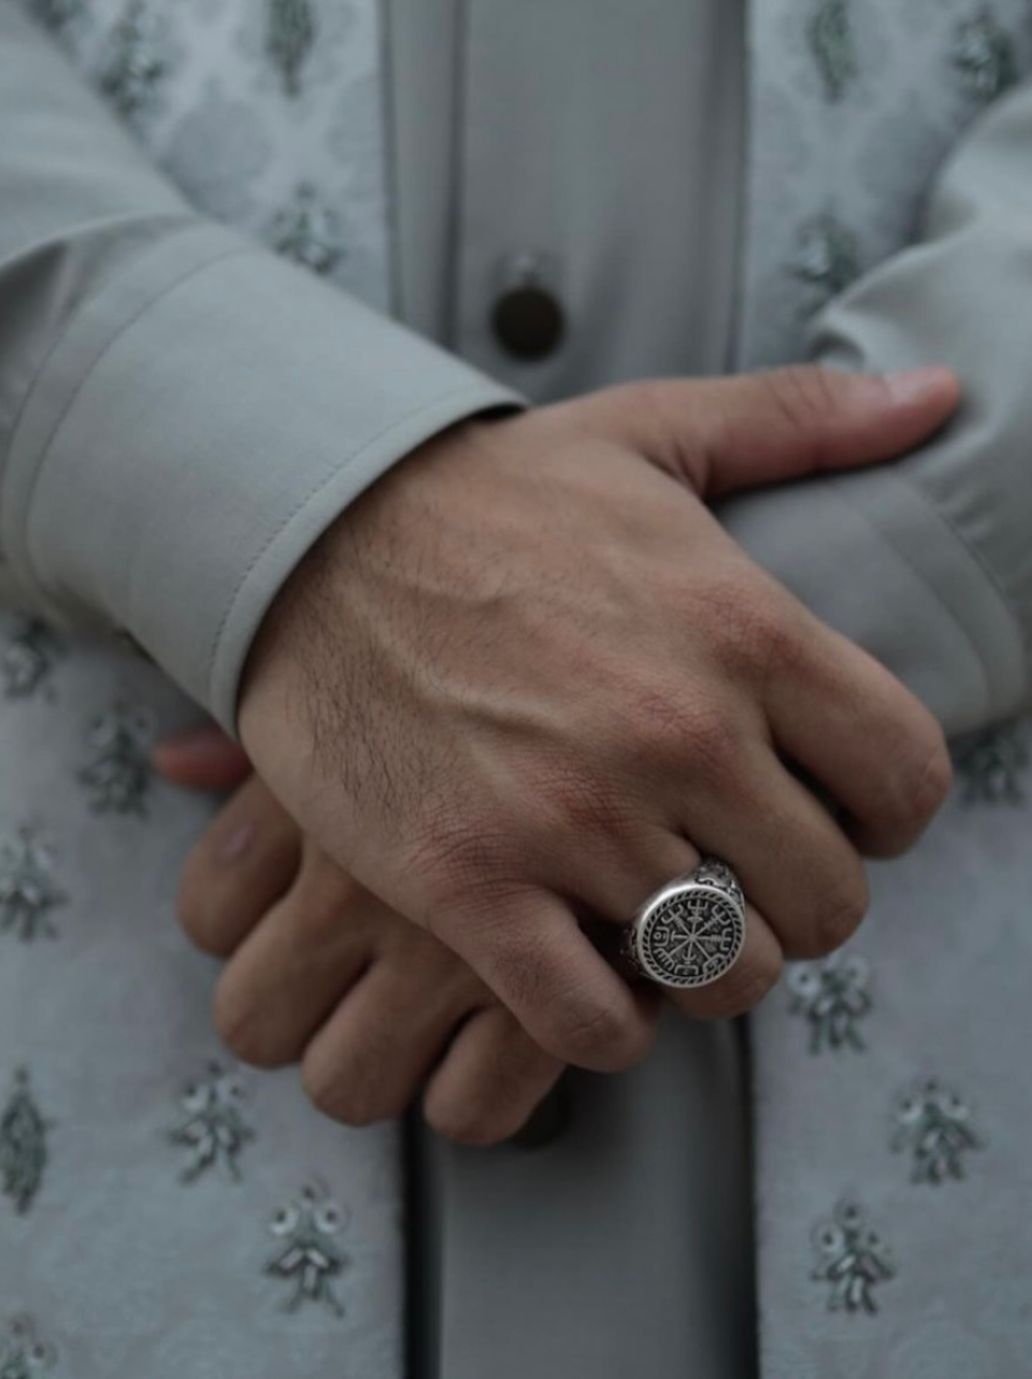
[426,1049,560,1146]
[668,700,750,785]
[715,585,806,684]
[554,1001,653,1072]
[899,731,954,824]
[530,756,632,842]
[794,875,870,958]
[292,863,365,942]
[619,679,685,762]
[301,1058,397,1128]
[426,1097,512,1147]
[819,885,870,954]
[870,723,953,845]
[213,979,292,1070]
[671,568,803,689]
[177,855,228,956]
[407,809,516,913]
[619,671,734,761]
[614,665,752,779]
[695,953,783,1019]
[751,605,809,683]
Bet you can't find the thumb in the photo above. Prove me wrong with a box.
[597,365,960,499]
[152,722,252,790]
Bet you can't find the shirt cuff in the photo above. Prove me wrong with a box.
[2,222,524,733]
[719,463,1028,737]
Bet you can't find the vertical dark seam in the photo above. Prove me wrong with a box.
[443,0,470,351]
[739,1014,762,1379]
[404,1112,444,1379]
[379,0,403,323]
[725,0,751,374]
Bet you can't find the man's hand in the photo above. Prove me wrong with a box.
[235,366,959,1073]
[154,732,564,1145]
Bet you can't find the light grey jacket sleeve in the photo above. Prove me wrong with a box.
[0,6,521,733]
[721,82,1032,738]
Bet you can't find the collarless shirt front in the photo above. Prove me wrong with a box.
[385,6,758,1379]
[387,0,747,388]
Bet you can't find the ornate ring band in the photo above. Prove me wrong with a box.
[622,857,747,991]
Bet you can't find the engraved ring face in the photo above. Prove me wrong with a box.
[631,875,746,991]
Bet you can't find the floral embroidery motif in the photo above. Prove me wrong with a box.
[169,1062,255,1183]
[0,1071,49,1216]
[268,183,347,274]
[811,1198,895,1314]
[97,0,175,122]
[0,830,64,943]
[953,722,1028,804]
[266,1182,350,1316]
[952,9,1018,102]
[77,703,153,815]
[787,953,872,1053]
[789,212,861,305]
[891,1077,984,1183]
[1,619,62,701]
[266,0,316,97]
[0,1315,56,1376]
[806,0,858,103]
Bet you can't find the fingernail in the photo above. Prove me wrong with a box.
[219,822,254,863]
[882,366,957,405]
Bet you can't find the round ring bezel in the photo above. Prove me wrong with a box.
[632,879,746,990]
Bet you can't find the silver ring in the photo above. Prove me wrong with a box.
[622,857,747,991]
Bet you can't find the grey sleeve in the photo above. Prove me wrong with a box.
[0,7,521,733]
[719,81,1032,737]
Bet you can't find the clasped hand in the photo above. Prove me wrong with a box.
[159,364,958,1142]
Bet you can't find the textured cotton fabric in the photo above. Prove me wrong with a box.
[0,2,414,1372]
[3,1,1032,1377]
[0,619,405,1374]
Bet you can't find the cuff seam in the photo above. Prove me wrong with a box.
[897,469,1032,681]
[8,230,261,601]
[822,469,1027,724]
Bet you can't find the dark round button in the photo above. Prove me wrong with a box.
[491,283,565,361]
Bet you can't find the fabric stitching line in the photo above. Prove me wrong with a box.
[204,381,514,702]
[820,475,1009,720]
[829,478,994,710]
[1,218,189,475]
[890,461,1032,670]
[9,241,260,595]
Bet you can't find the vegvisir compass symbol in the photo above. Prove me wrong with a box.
[627,860,746,991]
[639,891,744,987]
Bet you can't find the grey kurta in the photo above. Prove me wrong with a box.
[2,2,1032,1377]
